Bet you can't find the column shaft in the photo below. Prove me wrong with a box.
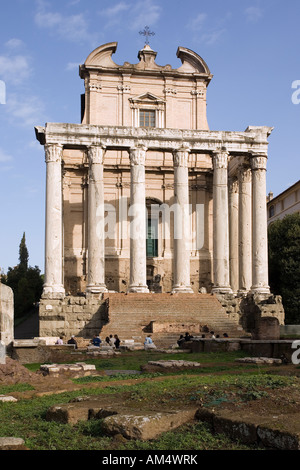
[43,144,65,296]
[128,146,149,293]
[172,147,193,293]
[86,145,107,293]
[251,155,270,294]
[212,151,232,294]
[238,164,252,292]
[229,177,239,293]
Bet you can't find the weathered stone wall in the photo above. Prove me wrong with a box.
[0,283,14,345]
[39,295,108,338]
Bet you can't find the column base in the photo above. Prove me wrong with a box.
[171,285,194,294]
[42,285,65,299]
[250,285,270,295]
[211,286,233,295]
[86,284,108,294]
[237,288,251,296]
[128,285,149,293]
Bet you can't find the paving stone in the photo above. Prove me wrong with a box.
[0,437,27,450]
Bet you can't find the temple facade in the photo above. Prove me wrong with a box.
[35,42,284,339]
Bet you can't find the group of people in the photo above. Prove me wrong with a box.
[91,333,120,349]
[55,335,78,349]
[55,333,121,350]
[177,332,194,347]
[177,331,229,346]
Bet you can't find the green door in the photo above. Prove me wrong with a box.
[146,218,158,257]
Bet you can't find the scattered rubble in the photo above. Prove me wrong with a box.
[39,362,97,378]
[0,437,28,450]
[235,357,282,364]
[0,395,18,402]
[141,359,201,372]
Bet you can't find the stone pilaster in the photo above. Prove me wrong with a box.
[128,146,149,293]
[238,164,252,293]
[211,150,232,294]
[172,146,193,293]
[228,177,239,294]
[250,155,270,294]
[43,144,65,297]
[86,145,107,294]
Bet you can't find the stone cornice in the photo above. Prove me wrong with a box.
[35,124,272,157]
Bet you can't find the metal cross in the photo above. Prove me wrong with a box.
[139,26,155,45]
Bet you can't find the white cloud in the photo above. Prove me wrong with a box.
[0,148,13,163]
[129,0,161,31]
[187,11,230,46]
[34,0,97,45]
[6,93,45,128]
[0,53,31,85]
[99,0,161,31]
[201,28,226,46]
[66,62,80,71]
[245,6,263,22]
[100,1,130,18]
[5,38,25,50]
[187,13,207,32]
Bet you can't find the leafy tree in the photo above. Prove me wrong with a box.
[2,233,43,319]
[268,213,300,324]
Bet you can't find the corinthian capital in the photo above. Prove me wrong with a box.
[45,144,63,163]
[129,146,147,166]
[173,146,190,168]
[238,164,252,183]
[250,155,267,171]
[88,145,106,165]
[212,150,229,170]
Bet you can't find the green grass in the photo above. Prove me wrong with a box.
[1,350,297,450]
[24,350,249,373]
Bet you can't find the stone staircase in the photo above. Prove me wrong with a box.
[100,293,247,348]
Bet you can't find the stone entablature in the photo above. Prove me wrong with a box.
[35,124,272,157]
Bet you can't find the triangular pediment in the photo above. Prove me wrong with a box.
[129,92,165,104]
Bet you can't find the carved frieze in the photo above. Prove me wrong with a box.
[164,87,177,95]
[117,85,131,93]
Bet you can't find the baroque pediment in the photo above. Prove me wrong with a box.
[129,92,165,105]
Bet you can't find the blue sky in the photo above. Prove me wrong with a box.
[0,0,300,273]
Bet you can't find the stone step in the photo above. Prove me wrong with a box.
[100,293,246,344]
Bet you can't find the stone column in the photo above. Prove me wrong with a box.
[86,145,107,294]
[172,146,193,293]
[211,150,232,294]
[238,164,252,293]
[43,144,65,297]
[128,146,149,293]
[228,177,239,293]
[250,155,270,294]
